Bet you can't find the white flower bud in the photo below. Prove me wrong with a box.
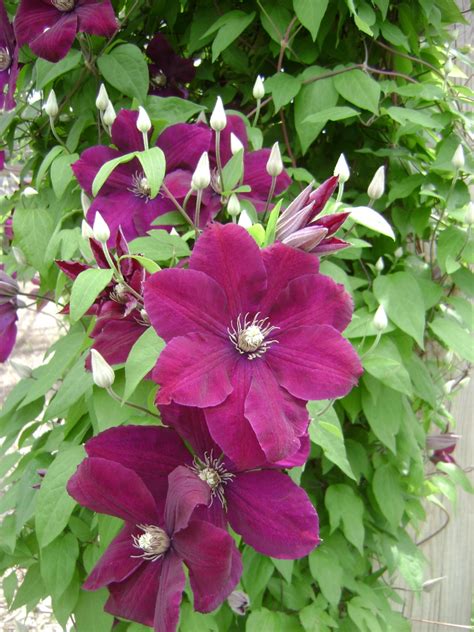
[465,202,474,225]
[252,75,265,100]
[238,209,253,229]
[452,144,465,170]
[10,360,33,379]
[444,58,453,74]
[227,590,250,616]
[445,349,454,365]
[367,166,385,201]
[266,142,283,177]
[22,186,38,197]
[44,89,58,118]
[95,84,109,111]
[375,257,384,272]
[227,193,241,217]
[92,211,110,243]
[443,379,456,395]
[191,152,211,190]
[373,304,388,331]
[81,190,91,215]
[12,246,27,266]
[136,106,152,134]
[103,100,116,127]
[81,219,94,239]
[90,349,115,389]
[334,154,350,183]
[394,247,403,258]
[210,96,227,132]
[422,576,447,593]
[230,132,244,156]
[458,376,470,389]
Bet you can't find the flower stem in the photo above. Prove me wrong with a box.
[161,182,196,229]
[50,119,68,152]
[253,99,261,127]
[142,132,149,151]
[336,182,345,205]
[264,176,277,214]
[194,189,203,239]
[360,331,382,359]
[215,130,225,191]
[106,386,161,419]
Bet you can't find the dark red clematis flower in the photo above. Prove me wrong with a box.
[14,0,118,63]
[0,267,19,362]
[144,222,362,468]
[146,34,195,98]
[276,176,350,255]
[67,460,241,632]
[427,433,460,465]
[0,0,19,111]
[56,230,148,366]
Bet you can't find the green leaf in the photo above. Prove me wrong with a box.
[309,546,343,606]
[36,145,65,187]
[304,105,359,123]
[221,148,244,192]
[264,199,283,246]
[50,153,78,199]
[429,316,474,363]
[44,354,93,421]
[35,49,82,89]
[436,462,474,494]
[74,589,115,632]
[361,377,403,453]
[246,608,304,632]
[348,206,395,239]
[372,464,405,527]
[11,563,46,610]
[35,444,86,547]
[70,268,114,322]
[41,533,79,600]
[52,572,80,628]
[121,254,161,273]
[293,0,329,40]
[124,327,164,400]
[362,337,413,396]
[97,44,149,103]
[13,204,56,273]
[241,547,274,602]
[145,96,205,125]
[325,484,365,553]
[265,72,302,112]
[381,23,410,50]
[437,226,465,274]
[388,174,424,203]
[345,0,374,34]
[385,106,444,130]
[334,69,380,114]
[203,11,255,61]
[92,152,136,196]
[129,230,191,261]
[373,272,425,348]
[135,147,166,199]
[271,558,294,584]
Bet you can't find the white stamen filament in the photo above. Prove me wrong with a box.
[129,172,151,200]
[190,452,234,509]
[131,524,170,562]
[51,0,75,10]
[228,312,279,360]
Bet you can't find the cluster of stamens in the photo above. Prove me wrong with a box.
[0,47,11,72]
[190,452,234,509]
[129,172,151,200]
[228,312,279,360]
[131,524,170,562]
[152,70,167,88]
[51,0,75,11]
[110,281,129,304]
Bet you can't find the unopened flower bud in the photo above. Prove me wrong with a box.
[103,100,116,127]
[444,58,453,74]
[12,246,27,266]
[375,257,384,272]
[422,577,447,593]
[394,247,403,258]
[81,190,91,215]
[238,209,253,229]
[10,360,33,379]
[136,106,152,134]
[227,193,241,217]
[230,132,244,155]
[227,590,250,616]
[252,75,265,100]
[210,96,227,131]
[367,166,385,201]
[373,304,388,331]
[90,349,115,389]
[191,152,211,190]
[266,142,283,177]
[44,89,58,118]
[443,379,456,395]
[459,376,470,389]
[465,202,474,225]
[81,219,94,239]
[451,144,465,170]
[92,211,110,243]
[334,154,350,183]
[95,84,109,111]
[22,186,38,197]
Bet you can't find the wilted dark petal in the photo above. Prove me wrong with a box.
[85,426,192,506]
[189,223,267,319]
[311,236,350,255]
[314,211,350,236]
[269,274,353,332]
[89,316,146,367]
[111,110,148,154]
[281,226,328,251]
[308,176,338,218]
[105,560,162,628]
[173,520,241,612]
[72,146,124,195]
[426,433,460,451]
[164,466,211,534]
[157,124,211,172]
[154,332,236,408]
[84,524,143,590]
[2,46,19,111]
[268,325,363,401]
[227,470,320,558]
[144,268,229,341]
[154,553,186,632]
[277,183,313,233]
[159,403,219,459]
[75,0,117,37]
[67,457,161,525]
[29,13,78,63]
[55,260,90,281]
[243,149,291,205]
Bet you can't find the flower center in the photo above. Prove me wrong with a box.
[130,172,151,200]
[131,525,170,562]
[111,281,128,303]
[228,313,279,360]
[51,0,75,11]
[0,47,11,72]
[152,70,167,88]
[191,452,234,509]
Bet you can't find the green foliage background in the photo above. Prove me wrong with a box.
[1,0,473,630]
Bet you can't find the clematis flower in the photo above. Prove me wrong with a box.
[14,0,118,63]
[144,222,362,468]
[56,230,148,366]
[67,461,241,632]
[0,0,19,111]
[276,176,350,255]
[146,34,195,98]
[427,433,460,465]
[0,267,19,362]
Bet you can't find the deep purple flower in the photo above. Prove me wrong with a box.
[146,34,195,98]
[56,230,148,366]
[0,0,19,110]
[276,176,350,255]
[67,460,241,632]
[14,0,117,63]
[144,222,362,468]
[427,433,459,465]
[0,267,19,362]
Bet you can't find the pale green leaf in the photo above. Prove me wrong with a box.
[135,146,166,199]
[429,316,474,363]
[97,44,149,103]
[124,327,164,400]
[372,464,405,527]
[41,533,79,600]
[334,69,380,113]
[348,206,395,239]
[293,0,329,40]
[304,106,359,123]
[70,268,114,322]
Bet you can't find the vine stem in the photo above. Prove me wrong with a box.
[161,182,196,229]
[106,386,161,419]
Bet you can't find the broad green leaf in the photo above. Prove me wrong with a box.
[265,72,302,112]
[44,354,93,420]
[388,174,424,203]
[35,444,86,547]
[221,148,244,192]
[70,268,114,322]
[345,0,374,34]
[309,546,343,606]
[372,464,405,527]
[97,44,149,103]
[41,533,79,600]
[52,571,80,628]
[390,531,424,591]
[11,563,46,610]
[2,572,17,608]
[121,254,161,273]
[348,600,383,632]
[406,355,437,407]
[124,327,164,400]
[36,145,64,187]
[13,204,56,273]
[264,199,283,246]
[145,96,204,125]
[304,105,359,123]
[334,69,380,114]
[74,589,114,632]
[241,547,274,602]
[437,462,474,494]
[135,146,166,198]
[50,153,78,199]
[325,484,365,553]
[92,152,136,196]
[129,230,191,261]
[35,49,82,89]
[246,608,304,632]
[381,23,409,49]
[348,206,395,239]
[373,272,425,348]
[361,376,403,453]
[385,106,444,129]
[362,337,413,396]
[429,316,474,363]
[0,514,16,553]
[271,558,294,584]
[437,226,465,274]
[293,0,329,40]
[203,10,255,61]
